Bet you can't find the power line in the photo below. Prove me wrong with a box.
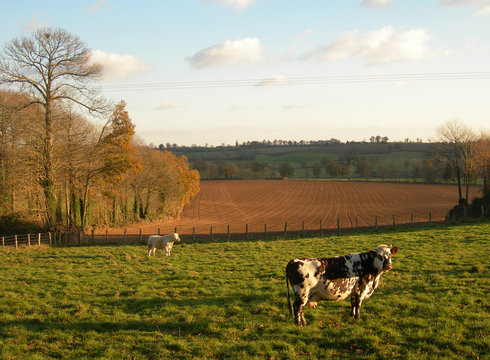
[98,72,490,92]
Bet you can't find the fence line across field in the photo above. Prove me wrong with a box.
[2,206,484,248]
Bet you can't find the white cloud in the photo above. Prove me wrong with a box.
[476,3,490,15]
[21,16,48,33]
[283,104,307,110]
[155,101,185,110]
[203,0,256,10]
[255,75,289,86]
[440,0,490,16]
[90,50,149,81]
[440,0,478,6]
[85,0,108,12]
[317,26,436,64]
[188,38,263,68]
[291,29,313,41]
[361,0,391,8]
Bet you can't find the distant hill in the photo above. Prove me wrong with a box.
[164,141,447,182]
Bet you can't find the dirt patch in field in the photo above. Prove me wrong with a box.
[100,180,479,239]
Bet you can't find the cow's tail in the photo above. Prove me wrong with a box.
[286,274,293,317]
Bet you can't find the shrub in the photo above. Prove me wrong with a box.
[0,213,42,236]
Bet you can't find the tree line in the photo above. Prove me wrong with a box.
[188,120,489,203]
[0,27,199,234]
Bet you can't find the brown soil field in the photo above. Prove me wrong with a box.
[104,180,480,239]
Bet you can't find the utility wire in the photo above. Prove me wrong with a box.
[99,72,490,92]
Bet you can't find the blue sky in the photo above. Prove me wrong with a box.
[1,0,490,146]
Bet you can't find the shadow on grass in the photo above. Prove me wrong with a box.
[0,317,220,338]
[104,292,269,314]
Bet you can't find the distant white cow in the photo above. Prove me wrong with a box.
[147,233,180,256]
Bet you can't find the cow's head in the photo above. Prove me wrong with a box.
[373,244,398,272]
[173,233,181,242]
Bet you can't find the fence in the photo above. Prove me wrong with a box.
[1,206,486,249]
[1,232,53,248]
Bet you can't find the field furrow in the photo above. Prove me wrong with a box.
[104,180,477,237]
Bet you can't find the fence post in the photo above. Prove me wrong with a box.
[28,233,31,247]
[192,227,195,241]
[210,226,213,241]
[375,215,378,230]
[411,212,414,227]
[320,219,323,238]
[227,225,230,241]
[139,229,142,243]
[301,221,305,237]
[429,212,432,225]
[264,224,267,240]
[49,232,52,246]
[158,228,161,236]
[174,227,177,234]
[355,217,359,232]
[15,235,18,249]
[284,222,288,238]
[337,218,340,234]
[105,229,108,244]
[38,233,41,246]
[246,224,249,240]
[123,229,127,244]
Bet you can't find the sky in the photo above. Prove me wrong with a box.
[1,0,490,146]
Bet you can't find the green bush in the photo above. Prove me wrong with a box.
[0,213,42,235]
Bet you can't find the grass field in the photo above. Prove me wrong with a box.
[1,222,488,359]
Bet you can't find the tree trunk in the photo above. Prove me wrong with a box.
[42,98,57,229]
[80,173,91,231]
[455,165,463,201]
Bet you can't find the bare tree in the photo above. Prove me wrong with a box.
[433,119,475,203]
[0,27,107,228]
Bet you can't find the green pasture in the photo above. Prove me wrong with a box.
[1,222,488,359]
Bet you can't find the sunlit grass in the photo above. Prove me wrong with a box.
[0,222,488,359]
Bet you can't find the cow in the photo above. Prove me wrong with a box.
[147,233,181,257]
[285,244,398,326]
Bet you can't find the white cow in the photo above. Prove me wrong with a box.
[147,233,180,256]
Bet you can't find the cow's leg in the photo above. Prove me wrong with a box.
[292,290,309,326]
[148,246,152,256]
[351,277,372,319]
[350,293,359,318]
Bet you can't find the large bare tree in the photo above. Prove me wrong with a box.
[433,119,476,203]
[0,27,107,228]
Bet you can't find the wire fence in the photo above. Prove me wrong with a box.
[2,205,486,249]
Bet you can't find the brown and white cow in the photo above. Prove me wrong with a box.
[286,244,398,326]
[147,233,181,256]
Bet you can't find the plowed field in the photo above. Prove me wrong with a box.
[109,180,477,238]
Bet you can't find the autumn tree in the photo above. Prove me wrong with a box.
[126,147,199,221]
[0,27,107,228]
[78,101,140,230]
[0,91,40,214]
[55,105,96,229]
[472,131,490,196]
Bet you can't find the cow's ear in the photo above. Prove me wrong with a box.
[391,246,398,255]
